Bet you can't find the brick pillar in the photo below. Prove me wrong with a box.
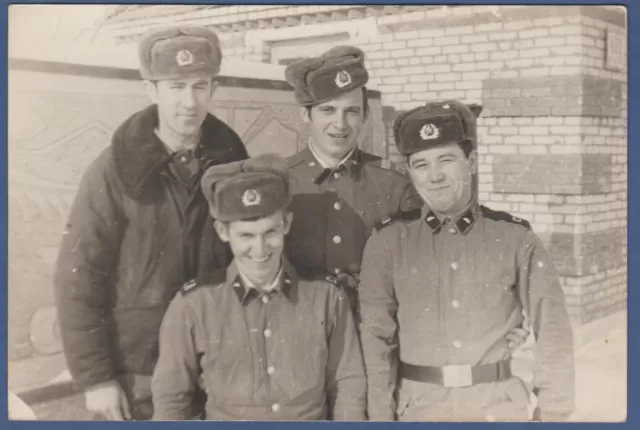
[479,7,627,333]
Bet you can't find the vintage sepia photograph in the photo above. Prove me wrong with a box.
[7,4,627,423]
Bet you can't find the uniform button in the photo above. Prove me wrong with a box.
[334,268,341,274]
[333,235,342,244]
[267,366,275,375]
[453,340,462,349]
[271,403,280,412]
[448,228,457,234]
[334,172,341,179]
[264,329,272,338]
[180,156,188,163]
[452,300,460,309]
[333,202,341,210]
[308,161,316,167]
[450,262,459,270]
[261,295,270,304]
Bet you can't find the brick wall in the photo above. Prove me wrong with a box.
[103,5,627,327]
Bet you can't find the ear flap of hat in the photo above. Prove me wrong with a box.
[138,27,182,77]
[467,103,483,119]
[319,45,366,65]
[242,153,291,202]
[439,100,482,146]
[392,108,417,151]
[285,57,324,104]
[200,159,246,210]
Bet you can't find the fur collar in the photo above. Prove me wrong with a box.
[111,104,243,199]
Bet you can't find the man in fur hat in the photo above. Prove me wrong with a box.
[358,101,575,422]
[282,46,423,314]
[152,154,366,421]
[53,25,248,420]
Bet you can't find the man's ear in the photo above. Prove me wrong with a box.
[209,79,219,98]
[467,103,483,119]
[143,80,158,104]
[283,211,294,236]
[300,106,311,123]
[468,149,478,175]
[214,220,230,243]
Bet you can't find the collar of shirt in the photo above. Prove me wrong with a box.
[237,260,284,293]
[421,200,480,235]
[306,142,361,184]
[229,259,295,304]
[154,128,200,156]
[308,138,357,169]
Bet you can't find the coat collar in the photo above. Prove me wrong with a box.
[289,147,364,185]
[111,104,236,199]
[227,258,299,305]
[422,202,480,235]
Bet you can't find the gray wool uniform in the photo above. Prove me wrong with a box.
[358,204,575,422]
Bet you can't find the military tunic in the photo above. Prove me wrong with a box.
[285,147,422,292]
[358,204,575,422]
[152,259,366,421]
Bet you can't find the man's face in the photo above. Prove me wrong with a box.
[407,142,477,217]
[303,88,365,160]
[145,76,217,138]
[215,211,293,285]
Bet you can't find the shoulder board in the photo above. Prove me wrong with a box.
[180,268,227,296]
[369,158,407,175]
[285,150,307,169]
[481,206,531,229]
[375,208,422,231]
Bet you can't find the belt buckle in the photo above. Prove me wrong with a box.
[442,365,473,388]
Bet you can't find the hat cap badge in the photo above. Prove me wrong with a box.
[242,189,261,207]
[419,123,440,140]
[176,49,194,66]
[335,70,352,88]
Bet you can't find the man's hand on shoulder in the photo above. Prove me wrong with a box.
[84,379,132,421]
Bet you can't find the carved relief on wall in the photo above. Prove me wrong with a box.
[212,99,310,158]
[8,90,151,363]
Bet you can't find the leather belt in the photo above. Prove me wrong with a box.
[399,359,513,388]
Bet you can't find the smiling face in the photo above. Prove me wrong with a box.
[303,87,366,162]
[215,210,293,286]
[145,76,217,141]
[407,142,477,217]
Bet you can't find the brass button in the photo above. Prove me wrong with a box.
[333,202,341,210]
[333,235,342,244]
[448,228,457,234]
[450,262,459,270]
[452,300,460,309]
[264,329,272,338]
[453,340,462,349]
[261,295,270,304]
[271,403,280,412]
[267,366,275,375]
